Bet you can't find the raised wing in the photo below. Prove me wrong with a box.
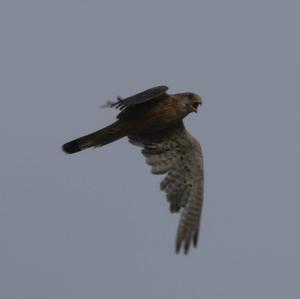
[129,123,204,254]
[104,85,168,110]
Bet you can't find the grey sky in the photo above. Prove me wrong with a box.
[1,0,300,298]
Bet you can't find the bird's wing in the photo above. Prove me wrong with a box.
[104,86,168,110]
[129,122,204,254]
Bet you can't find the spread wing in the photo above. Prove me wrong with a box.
[103,86,168,110]
[129,123,204,254]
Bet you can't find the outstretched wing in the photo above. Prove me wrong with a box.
[104,86,168,110]
[129,122,204,254]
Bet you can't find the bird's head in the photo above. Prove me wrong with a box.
[176,92,202,115]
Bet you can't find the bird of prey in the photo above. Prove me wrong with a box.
[62,86,204,254]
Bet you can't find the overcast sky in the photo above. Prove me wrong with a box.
[1,1,300,298]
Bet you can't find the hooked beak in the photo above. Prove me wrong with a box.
[192,96,202,113]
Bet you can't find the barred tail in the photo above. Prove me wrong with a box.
[62,122,126,154]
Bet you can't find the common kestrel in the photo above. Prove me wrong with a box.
[62,86,204,254]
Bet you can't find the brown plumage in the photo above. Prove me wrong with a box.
[62,86,204,254]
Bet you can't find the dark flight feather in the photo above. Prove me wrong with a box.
[110,85,168,110]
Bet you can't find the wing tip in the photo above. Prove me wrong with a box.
[175,230,199,255]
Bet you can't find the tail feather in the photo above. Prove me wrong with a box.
[62,122,126,154]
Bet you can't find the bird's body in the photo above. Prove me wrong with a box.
[63,93,193,153]
[62,86,204,254]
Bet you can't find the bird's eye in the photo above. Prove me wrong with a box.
[188,93,194,100]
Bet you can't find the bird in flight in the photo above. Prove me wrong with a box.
[62,86,204,254]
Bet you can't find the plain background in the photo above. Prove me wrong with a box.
[1,1,300,298]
